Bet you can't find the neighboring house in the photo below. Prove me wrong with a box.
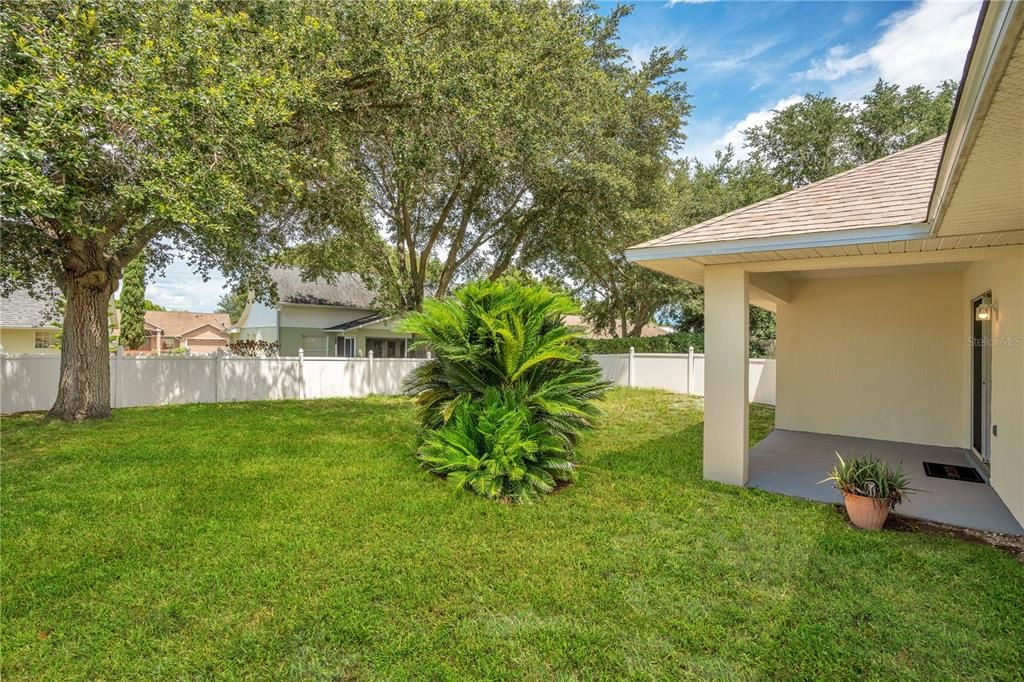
[233,267,416,357]
[134,311,232,355]
[562,314,671,339]
[625,3,1024,533]
[0,289,62,355]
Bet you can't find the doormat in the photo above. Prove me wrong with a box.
[923,462,984,483]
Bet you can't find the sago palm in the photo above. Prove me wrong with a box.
[400,279,609,500]
[400,279,609,448]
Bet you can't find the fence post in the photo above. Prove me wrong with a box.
[687,345,695,395]
[627,346,635,388]
[367,350,374,396]
[214,348,221,404]
[298,348,305,400]
[114,346,125,408]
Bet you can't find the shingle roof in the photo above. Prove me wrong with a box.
[632,136,945,251]
[0,289,61,328]
[145,311,230,338]
[269,266,377,309]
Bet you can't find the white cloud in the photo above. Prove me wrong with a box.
[801,0,980,88]
[708,38,784,73]
[667,0,717,5]
[800,45,872,81]
[708,95,802,160]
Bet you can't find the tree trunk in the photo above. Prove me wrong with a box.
[48,271,115,421]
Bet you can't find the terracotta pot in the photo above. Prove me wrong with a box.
[842,491,891,530]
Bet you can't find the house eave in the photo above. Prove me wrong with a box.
[625,223,931,263]
[928,0,1023,235]
[323,314,392,333]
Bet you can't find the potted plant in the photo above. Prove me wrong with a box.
[821,453,915,530]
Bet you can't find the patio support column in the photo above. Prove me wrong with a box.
[703,266,749,486]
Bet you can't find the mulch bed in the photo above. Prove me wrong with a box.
[836,505,1024,562]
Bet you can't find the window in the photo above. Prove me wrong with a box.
[34,331,58,349]
[336,336,356,357]
[366,337,406,358]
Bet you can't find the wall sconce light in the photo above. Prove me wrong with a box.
[975,302,997,321]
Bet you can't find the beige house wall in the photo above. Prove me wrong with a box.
[0,328,60,355]
[770,249,1023,526]
[962,253,1024,523]
[776,270,965,447]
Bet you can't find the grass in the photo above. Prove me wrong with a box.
[2,388,1022,680]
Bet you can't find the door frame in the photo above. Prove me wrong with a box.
[970,291,993,469]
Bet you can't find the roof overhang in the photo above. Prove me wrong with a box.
[625,223,931,263]
[928,1,1024,237]
[323,313,391,333]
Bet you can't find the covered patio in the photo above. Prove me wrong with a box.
[748,429,1023,535]
[626,2,1024,536]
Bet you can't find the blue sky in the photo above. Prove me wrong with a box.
[147,0,980,312]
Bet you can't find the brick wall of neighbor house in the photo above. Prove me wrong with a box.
[776,269,964,448]
[962,250,1024,524]
[0,328,61,355]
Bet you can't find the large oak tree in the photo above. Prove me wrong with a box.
[293,2,690,315]
[1,1,377,419]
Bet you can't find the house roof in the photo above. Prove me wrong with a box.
[0,289,61,329]
[269,266,377,309]
[563,314,671,340]
[145,311,230,339]
[630,137,944,254]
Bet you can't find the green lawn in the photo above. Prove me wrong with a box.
[2,389,1022,680]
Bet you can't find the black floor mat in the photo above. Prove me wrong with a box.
[923,461,985,483]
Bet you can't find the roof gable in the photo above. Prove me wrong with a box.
[144,311,230,338]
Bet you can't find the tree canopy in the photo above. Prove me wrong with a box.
[0,0,384,418]
[293,2,690,316]
[745,79,956,187]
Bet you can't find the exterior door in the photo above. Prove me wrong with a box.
[971,293,993,464]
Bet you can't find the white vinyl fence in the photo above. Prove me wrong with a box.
[0,348,775,414]
[592,348,775,406]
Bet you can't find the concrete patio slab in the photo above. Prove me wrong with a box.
[748,429,1024,535]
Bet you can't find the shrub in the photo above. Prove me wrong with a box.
[418,388,574,503]
[400,279,609,501]
[228,340,280,357]
[575,331,773,358]
[574,331,705,355]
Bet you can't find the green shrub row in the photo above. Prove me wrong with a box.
[574,332,705,355]
[574,332,773,358]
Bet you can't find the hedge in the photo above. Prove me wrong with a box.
[575,332,773,358]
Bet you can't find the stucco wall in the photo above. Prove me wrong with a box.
[963,252,1023,524]
[776,270,965,447]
